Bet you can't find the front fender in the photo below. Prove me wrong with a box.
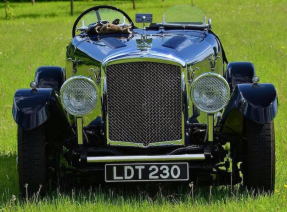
[34,66,64,93]
[12,88,67,130]
[221,83,278,124]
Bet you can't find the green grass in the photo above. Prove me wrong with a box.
[0,0,287,211]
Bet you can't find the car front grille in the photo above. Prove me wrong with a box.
[106,62,182,146]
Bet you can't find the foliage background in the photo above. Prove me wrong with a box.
[6,0,135,2]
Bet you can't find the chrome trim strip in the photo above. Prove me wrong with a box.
[77,118,83,145]
[208,114,214,142]
[107,140,183,148]
[102,51,186,67]
[87,154,205,163]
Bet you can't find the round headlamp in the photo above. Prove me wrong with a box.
[191,73,230,113]
[60,76,98,116]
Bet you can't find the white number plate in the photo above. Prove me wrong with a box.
[105,163,189,182]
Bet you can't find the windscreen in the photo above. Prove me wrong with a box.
[75,8,129,35]
[163,5,206,26]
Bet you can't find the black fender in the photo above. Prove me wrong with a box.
[12,88,69,130]
[226,62,255,91]
[34,66,64,92]
[221,83,278,124]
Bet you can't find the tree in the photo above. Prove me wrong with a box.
[4,0,14,19]
[31,0,35,5]
[132,0,135,10]
[71,0,74,16]
[4,0,7,18]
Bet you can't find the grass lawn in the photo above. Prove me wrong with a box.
[0,0,287,211]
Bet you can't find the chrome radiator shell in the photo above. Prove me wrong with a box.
[105,60,184,147]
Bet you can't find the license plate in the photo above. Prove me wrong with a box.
[105,163,189,182]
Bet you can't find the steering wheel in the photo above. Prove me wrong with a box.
[72,5,134,37]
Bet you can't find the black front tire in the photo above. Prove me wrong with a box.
[18,125,47,197]
[242,119,275,193]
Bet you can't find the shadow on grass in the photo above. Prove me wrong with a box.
[0,13,58,21]
[15,182,259,209]
[0,153,267,207]
[0,153,19,204]
[57,182,256,204]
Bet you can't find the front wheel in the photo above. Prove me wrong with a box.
[18,125,47,197]
[242,119,275,193]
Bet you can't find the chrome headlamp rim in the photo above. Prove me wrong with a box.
[190,72,230,113]
[60,76,98,117]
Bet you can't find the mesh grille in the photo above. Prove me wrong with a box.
[62,78,98,116]
[192,74,228,113]
[107,62,182,146]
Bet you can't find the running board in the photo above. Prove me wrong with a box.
[87,154,205,163]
